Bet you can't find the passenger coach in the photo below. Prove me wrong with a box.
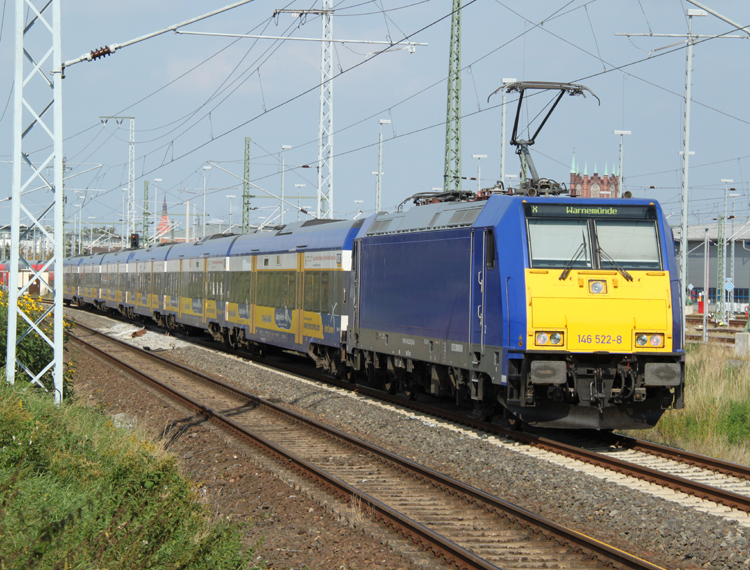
[64,218,363,365]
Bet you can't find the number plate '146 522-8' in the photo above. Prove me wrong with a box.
[577,334,623,345]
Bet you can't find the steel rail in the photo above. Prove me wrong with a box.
[358,386,750,513]
[601,432,750,481]
[685,333,735,344]
[68,324,664,570]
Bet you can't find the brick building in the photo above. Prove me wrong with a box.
[568,154,620,198]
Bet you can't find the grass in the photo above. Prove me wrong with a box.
[0,383,257,570]
[627,342,750,466]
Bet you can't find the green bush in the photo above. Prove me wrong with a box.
[717,401,750,446]
[0,292,74,399]
[0,383,256,569]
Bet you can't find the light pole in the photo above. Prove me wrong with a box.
[153,178,162,242]
[226,195,236,232]
[280,145,292,224]
[354,200,363,219]
[376,119,390,212]
[613,130,631,195]
[504,174,518,193]
[88,217,95,253]
[472,154,487,194]
[730,191,740,313]
[73,195,84,256]
[718,178,733,323]
[295,184,306,221]
[75,203,83,255]
[202,166,211,238]
[703,228,709,343]
[500,78,516,185]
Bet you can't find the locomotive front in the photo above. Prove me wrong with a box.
[506,199,685,429]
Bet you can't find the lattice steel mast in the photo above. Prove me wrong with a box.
[243,136,252,233]
[142,180,149,239]
[317,0,334,217]
[7,0,65,401]
[443,0,462,192]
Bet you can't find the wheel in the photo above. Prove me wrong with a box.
[383,376,398,395]
[506,414,524,431]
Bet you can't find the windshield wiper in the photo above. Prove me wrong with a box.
[559,239,587,280]
[598,247,633,282]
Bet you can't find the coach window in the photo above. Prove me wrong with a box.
[285,271,294,308]
[305,271,322,312]
[258,272,267,306]
[321,272,330,313]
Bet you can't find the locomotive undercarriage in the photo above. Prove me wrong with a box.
[502,353,684,429]
[326,346,498,419]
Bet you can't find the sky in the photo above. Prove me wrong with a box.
[2,0,750,237]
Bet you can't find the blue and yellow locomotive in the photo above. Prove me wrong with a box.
[346,194,683,429]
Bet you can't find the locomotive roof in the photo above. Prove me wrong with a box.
[363,194,663,237]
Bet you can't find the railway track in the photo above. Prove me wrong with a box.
[685,333,736,344]
[686,314,747,329]
[65,308,750,520]
[69,321,664,570]
[366,388,750,516]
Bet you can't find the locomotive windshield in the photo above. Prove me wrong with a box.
[527,216,662,271]
[595,220,661,270]
[527,219,592,269]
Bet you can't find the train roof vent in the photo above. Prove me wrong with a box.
[367,219,393,235]
[447,208,481,226]
[418,206,483,231]
[301,219,344,227]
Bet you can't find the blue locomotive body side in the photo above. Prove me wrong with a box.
[359,228,473,343]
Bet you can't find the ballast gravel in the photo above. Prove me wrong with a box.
[72,312,750,569]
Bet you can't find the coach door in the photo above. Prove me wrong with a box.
[295,252,304,344]
[351,241,361,336]
[470,229,488,361]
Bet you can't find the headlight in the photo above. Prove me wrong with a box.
[589,280,607,294]
[636,334,648,347]
[536,332,549,345]
[649,334,664,347]
[550,332,563,345]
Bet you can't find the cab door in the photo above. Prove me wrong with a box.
[351,240,361,338]
[470,229,489,360]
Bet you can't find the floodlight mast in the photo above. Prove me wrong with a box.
[488,81,599,196]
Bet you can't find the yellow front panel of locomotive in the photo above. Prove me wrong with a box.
[525,269,673,353]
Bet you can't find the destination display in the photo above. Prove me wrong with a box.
[524,203,656,219]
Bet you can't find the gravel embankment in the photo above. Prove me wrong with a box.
[71,310,750,569]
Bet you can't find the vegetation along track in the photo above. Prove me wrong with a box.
[68,321,662,570]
